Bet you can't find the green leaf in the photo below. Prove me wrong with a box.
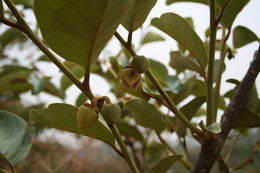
[122,0,157,32]
[13,0,33,8]
[42,78,65,99]
[125,99,165,133]
[166,0,208,5]
[38,55,51,62]
[146,143,168,164]
[60,61,84,92]
[0,69,32,94]
[233,109,260,128]
[176,96,206,137]
[30,103,115,146]
[207,123,221,134]
[172,78,206,104]
[169,51,203,75]
[117,122,144,142]
[199,121,221,134]
[166,76,184,93]
[145,59,168,89]
[151,155,182,173]
[34,0,131,68]
[0,111,32,167]
[0,28,26,49]
[141,31,165,45]
[152,13,207,68]
[75,93,88,107]
[233,25,259,48]
[220,0,249,29]
[0,65,31,78]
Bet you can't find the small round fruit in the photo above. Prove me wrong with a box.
[131,56,150,74]
[77,105,99,129]
[101,104,121,124]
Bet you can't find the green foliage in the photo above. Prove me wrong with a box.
[233,25,259,48]
[141,31,165,45]
[117,122,144,142]
[220,0,249,29]
[0,66,32,94]
[152,13,208,69]
[169,51,203,75]
[122,0,157,32]
[30,103,115,146]
[125,99,165,133]
[0,111,32,167]
[151,155,182,173]
[234,109,260,128]
[176,96,206,137]
[0,28,27,49]
[34,0,131,68]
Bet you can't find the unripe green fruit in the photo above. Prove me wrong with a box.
[131,56,150,74]
[77,105,99,129]
[101,104,121,124]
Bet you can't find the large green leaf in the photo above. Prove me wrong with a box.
[152,13,207,68]
[122,0,157,32]
[220,0,249,29]
[34,0,131,68]
[151,155,182,173]
[169,51,203,75]
[141,31,165,45]
[30,103,115,146]
[166,0,208,5]
[233,25,259,48]
[125,99,165,133]
[0,111,32,167]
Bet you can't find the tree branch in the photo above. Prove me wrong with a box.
[190,44,260,173]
